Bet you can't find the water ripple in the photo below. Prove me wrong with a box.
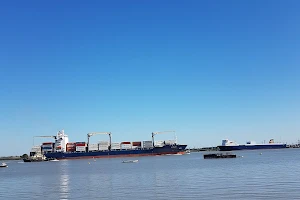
[1,149,300,199]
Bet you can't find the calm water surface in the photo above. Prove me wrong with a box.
[1,149,300,200]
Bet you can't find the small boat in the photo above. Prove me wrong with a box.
[0,163,8,168]
[122,160,138,163]
[203,153,237,159]
[165,153,183,156]
[185,150,191,154]
[49,158,59,162]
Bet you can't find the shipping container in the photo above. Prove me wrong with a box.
[111,142,121,146]
[67,143,76,147]
[142,141,152,144]
[132,141,142,146]
[41,146,53,150]
[99,143,109,150]
[121,144,132,149]
[142,141,153,149]
[42,144,53,147]
[76,146,86,152]
[88,144,99,151]
[76,142,86,144]
[164,140,176,145]
[121,141,131,145]
[76,143,86,147]
[132,146,141,150]
[155,141,165,147]
[111,142,121,150]
[42,148,53,152]
[42,149,53,152]
[66,147,76,152]
[42,142,53,145]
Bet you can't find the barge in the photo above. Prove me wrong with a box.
[204,153,237,159]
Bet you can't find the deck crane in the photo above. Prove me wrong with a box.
[151,131,176,147]
[87,132,112,149]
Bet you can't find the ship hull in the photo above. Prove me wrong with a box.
[218,144,287,151]
[44,145,187,160]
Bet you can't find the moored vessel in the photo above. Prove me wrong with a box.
[218,139,287,151]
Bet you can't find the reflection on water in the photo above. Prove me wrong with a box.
[1,149,300,200]
[59,161,69,200]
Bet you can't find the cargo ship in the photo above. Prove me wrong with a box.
[31,130,187,160]
[218,139,287,151]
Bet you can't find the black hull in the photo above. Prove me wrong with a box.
[204,153,236,159]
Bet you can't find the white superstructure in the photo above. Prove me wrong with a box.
[54,130,69,152]
[221,139,239,146]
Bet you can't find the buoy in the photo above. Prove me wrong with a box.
[88,162,90,164]
[260,153,262,155]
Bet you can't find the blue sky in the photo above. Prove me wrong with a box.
[0,1,299,156]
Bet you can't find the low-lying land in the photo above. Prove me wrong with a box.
[0,156,22,160]
[188,147,218,152]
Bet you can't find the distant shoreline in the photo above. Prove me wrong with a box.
[0,156,22,161]
[188,147,218,152]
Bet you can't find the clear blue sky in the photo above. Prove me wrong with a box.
[0,1,299,156]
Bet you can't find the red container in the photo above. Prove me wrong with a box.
[66,147,76,152]
[76,143,86,147]
[132,142,141,146]
[67,143,76,147]
[121,142,131,144]
[42,142,53,145]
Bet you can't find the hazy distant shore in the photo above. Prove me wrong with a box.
[0,156,22,160]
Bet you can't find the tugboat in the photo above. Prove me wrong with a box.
[23,154,49,162]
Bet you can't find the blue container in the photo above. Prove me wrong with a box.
[42,146,53,150]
